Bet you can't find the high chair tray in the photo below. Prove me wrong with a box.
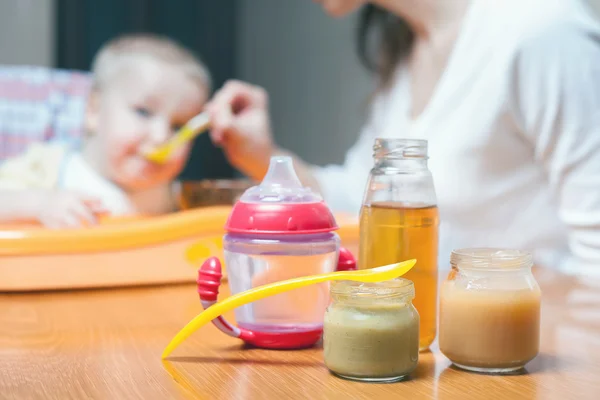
[0,207,359,292]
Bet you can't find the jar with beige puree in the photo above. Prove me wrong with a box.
[323,279,419,382]
[440,248,541,373]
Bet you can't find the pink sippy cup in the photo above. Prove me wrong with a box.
[197,156,355,349]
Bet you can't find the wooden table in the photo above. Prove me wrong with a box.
[1,269,599,400]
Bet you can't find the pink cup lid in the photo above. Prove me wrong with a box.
[225,156,338,234]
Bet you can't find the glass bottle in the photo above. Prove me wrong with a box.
[440,248,541,373]
[323,279,419,382]
[358,138,439,350]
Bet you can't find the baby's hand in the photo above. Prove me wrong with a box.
[37,191,106,229]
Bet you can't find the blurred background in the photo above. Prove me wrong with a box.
[2,0,600,181]
[0,0,372,181]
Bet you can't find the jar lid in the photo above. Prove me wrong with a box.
[330,279,415,299]
[225,156,338,234]
[451,248,533,270]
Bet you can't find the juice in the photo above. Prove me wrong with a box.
[358,202,439,350]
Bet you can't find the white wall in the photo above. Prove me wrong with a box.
[236,0,373,165]
[0,0,55,66]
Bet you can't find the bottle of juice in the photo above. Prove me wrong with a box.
[358,138,439,351]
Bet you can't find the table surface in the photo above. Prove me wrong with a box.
[1,269,599,400]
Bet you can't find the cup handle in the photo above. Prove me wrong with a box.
[336,247,357,271]
[197,257,242,338]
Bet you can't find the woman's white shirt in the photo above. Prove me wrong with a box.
[313,0,600,277]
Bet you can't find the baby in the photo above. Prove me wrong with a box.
[0,34,211,228]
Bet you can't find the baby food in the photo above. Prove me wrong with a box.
[323,279,419,382]
[439,248,541,373]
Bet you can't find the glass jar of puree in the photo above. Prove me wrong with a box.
[323,279,419,382]
[439,248,541,373]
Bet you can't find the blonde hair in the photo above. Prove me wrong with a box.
[90,33,212,92]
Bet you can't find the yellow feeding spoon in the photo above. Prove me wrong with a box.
[161,258,416,358]
[145,112,210,164]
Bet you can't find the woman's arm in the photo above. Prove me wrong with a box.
[511,21,600,276]
[207,79,377,214]
[309,122,378,215]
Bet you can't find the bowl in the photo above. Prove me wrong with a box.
[176,179,253,209]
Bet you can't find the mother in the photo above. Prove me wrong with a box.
[207,0,600,276]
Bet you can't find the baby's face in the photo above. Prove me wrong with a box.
[87,58,207,190]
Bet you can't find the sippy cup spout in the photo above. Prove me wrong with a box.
[260,156,303,189]
[224,155,338,235]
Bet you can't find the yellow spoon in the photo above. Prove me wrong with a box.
[161,258,416,358]
[145,112,210,164]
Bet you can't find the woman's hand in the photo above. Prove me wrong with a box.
[206,80,275,181]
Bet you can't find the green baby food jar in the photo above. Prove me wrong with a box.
[323,279,419,382]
